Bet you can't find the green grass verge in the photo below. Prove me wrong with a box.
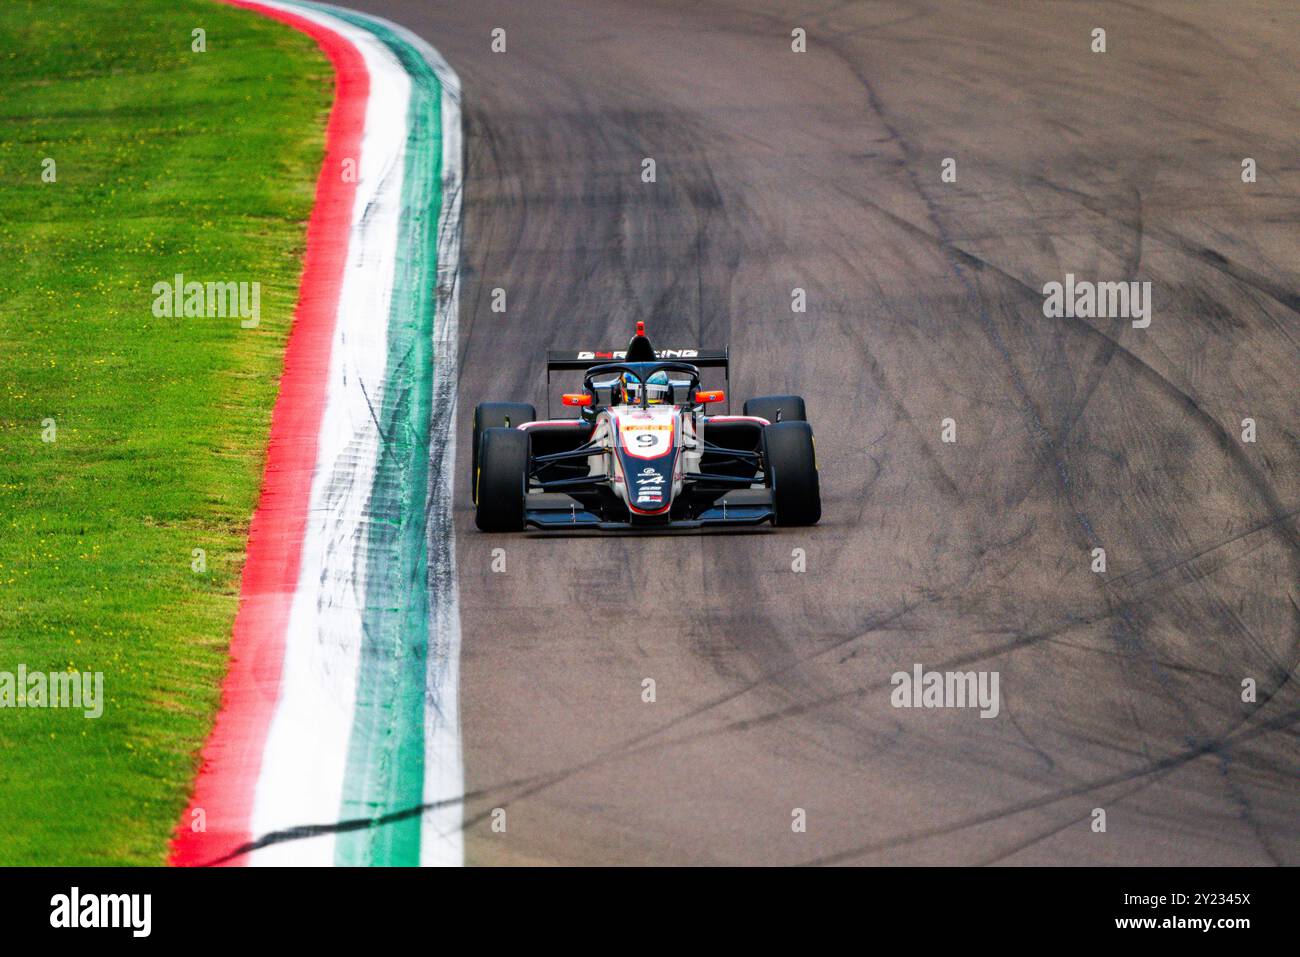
[0,0,330,864]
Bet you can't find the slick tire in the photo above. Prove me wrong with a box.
[763,420,821,526]
[743,394,806,423]
[475,427,529,532]
[472,402,535,504]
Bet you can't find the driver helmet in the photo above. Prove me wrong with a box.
[621,370,672,405]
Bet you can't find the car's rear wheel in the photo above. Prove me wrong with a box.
[475,427,529,532]
[472,402,535,504]
[763,420,821,526]
[744,394,806,423]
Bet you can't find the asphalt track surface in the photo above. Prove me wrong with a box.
[346,0,1299,864]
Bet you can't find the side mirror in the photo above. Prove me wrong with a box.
[695,390,725,404]
[561,393,592,407]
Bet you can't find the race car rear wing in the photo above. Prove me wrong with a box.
[545,347,731,415]
[544,348,730,370]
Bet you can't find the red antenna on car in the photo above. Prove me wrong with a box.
[636,321,645,336]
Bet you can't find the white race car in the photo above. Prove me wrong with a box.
[472,323,820,531]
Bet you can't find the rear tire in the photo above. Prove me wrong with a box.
[475,428,529,532]
[744,394,806,423]
[763,421,821,526]
[472,402,535,504]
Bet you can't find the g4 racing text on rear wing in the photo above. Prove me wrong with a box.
[544,348,730,370]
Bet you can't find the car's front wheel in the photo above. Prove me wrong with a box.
[471,402,535,504]
[744,394,806,423]
[763,420,821,526]
[475,427,529,532]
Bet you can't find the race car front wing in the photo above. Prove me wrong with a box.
[523,488,775,530]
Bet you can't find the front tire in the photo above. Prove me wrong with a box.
[475,427,529,532]
[472,402,535,504]
[763,420,821,526]
[744,394,806,423]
